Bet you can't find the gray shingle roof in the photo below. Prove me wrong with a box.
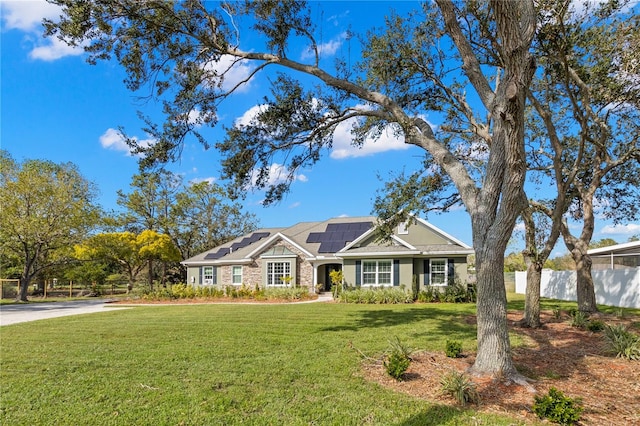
[181,215,473,265]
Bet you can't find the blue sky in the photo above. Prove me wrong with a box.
[2,1,639,256]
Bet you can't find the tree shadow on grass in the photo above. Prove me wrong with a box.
[320,305,478,342]
[396,404,471,426]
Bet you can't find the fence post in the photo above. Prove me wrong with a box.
[69,280,73,298]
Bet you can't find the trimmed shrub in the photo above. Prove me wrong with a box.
[532,387,583,425]
[445,340,463,358]
[586,319,605,332]
[385,352,410,380]
[337,287,413,304]
[383,337,413,381]
[264,287,309,301]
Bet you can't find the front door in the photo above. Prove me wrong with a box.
[325,264,342,292]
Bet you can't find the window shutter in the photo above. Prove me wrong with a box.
[199,267,203,285]
[393,259,400,286]
[355,260,361,286]
[212,266,217,285]
[424,259,430,286]
[447,259,455,284]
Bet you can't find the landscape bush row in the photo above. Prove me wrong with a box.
[137,281,477,304]
[333,281,476,304]
[139,283,312,302]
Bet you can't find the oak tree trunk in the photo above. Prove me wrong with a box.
[17,273,30,302]
[573,248,598,313]
[470,248,519,377]
[522,261,542,328]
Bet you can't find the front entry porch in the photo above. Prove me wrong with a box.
[314,263,342,293]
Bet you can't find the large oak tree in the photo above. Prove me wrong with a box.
[0,151,101,301]
[521,0,640,325]
[45,0,536,380]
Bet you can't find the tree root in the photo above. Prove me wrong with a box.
[467,367,537,393]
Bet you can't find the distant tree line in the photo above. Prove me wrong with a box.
[0,150,257,301]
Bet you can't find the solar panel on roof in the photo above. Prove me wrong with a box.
[325,223,339,232]
[312,221,372,253]
[307,232,323,243]
[203,232,270,259]
[204,247,231,259]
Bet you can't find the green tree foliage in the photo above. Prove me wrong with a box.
[544,253,576,271]
[171,180,259,259]
[116,172,258,262]
[525,0,640,315]
[504,252,526,272]
[588,238,618,249]
[116,170,180,233]
[74,230,179,291]
[0,151,101,301]
[44,0,537,380]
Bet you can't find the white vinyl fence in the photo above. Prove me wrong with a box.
[515,268,640,309]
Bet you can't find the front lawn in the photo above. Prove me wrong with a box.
[0,302,528,425]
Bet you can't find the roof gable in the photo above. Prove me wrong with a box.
[181,214,472,266]
[338,215,472,257]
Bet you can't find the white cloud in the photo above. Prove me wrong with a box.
[235,102,412,160]
[2,0,85,61]
[99,128,129,152]
[289,201,301,209]
[29,37,84,61]
[1,0,60,31]
[250,163,307,188]
[600,223,640,235]
[235,104,269,127]
[330,115,410,159]
[327,11,350,27]
[189,177,217,185]
[301,32,346,61]
[203,54,255,94]
[99,128,155,156]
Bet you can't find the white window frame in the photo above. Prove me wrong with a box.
[430,258,448,286]
[266,261,292,287]
[203,266,214,285]
[361,260,393,286]
[232,265,243,285]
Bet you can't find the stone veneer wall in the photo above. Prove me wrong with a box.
[216,240,315,291]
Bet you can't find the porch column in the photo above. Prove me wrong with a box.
[313,263,318,288]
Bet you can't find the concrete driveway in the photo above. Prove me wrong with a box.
[0,299,129,326]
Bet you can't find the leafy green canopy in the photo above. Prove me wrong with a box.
[45,1,513,212]
[0,150,101,299]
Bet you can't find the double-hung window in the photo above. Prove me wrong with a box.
[430,259,447,286]
[203,266,214,285]
[232,266,242,285]
[362,260,392,286]
[266,261,291,286]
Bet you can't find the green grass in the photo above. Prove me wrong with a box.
[1,302,536,425]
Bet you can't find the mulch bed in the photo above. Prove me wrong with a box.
[362,310,640,425]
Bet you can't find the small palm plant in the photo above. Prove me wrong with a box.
[604,324,640,360]
[440,371,479,406]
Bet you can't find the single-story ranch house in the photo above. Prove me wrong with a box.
[181,215,474,294]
